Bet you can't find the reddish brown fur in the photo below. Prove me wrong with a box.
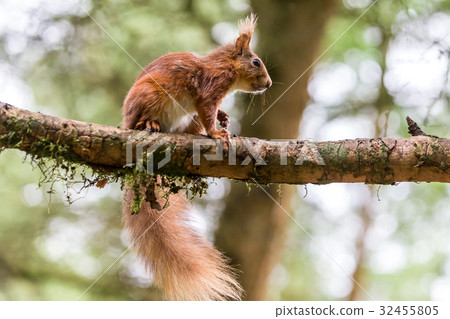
[122,14,270,300]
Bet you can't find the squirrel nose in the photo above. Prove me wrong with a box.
[266,79,272,88]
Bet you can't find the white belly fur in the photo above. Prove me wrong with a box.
[160,96,197,133]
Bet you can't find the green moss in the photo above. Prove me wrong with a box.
[322,141,350,168]
[1,117,209,212]
[277,183,283,201]
[366,139,394,184]
[245,182,254,194]
[413,140,448,171]
[318,141,352,181]
[123,170,209,215]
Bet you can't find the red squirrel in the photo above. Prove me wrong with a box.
[122,14,271,300]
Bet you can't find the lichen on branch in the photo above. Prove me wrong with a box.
[1,102,450,188]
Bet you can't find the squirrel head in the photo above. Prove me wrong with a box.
[232,14,272,93]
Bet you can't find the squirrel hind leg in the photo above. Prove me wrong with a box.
[185,115,206,135]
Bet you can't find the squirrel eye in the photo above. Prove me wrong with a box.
[252,59,261,68]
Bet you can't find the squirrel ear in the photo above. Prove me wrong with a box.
[235,34,250,55]
[235,14,256,55]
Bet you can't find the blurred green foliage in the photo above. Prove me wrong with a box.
[278,0,450,300]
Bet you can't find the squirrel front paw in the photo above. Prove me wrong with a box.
[217,110,230,129]
[208,128,230,146]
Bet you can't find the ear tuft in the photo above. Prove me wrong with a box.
[235,13,257,53]
[238,13,257,39]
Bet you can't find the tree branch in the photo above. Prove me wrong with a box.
[1,102,450,184]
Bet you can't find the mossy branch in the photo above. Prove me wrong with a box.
[1,102,450,185]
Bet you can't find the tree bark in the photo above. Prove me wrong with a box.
[1,102,449,184]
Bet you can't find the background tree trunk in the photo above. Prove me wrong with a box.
[215,0,337,300]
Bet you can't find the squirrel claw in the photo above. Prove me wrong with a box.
[209,128,230,141]
[137,120,161,132]
[146,120,160,132]
[135,121,145,130]
[209,128,230,150]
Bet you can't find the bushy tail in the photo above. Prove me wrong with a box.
[122,187,243,300]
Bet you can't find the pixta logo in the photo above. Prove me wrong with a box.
[126,135,172,174]
[125,136,325,174]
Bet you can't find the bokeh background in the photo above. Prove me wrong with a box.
[1,0,450,300]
